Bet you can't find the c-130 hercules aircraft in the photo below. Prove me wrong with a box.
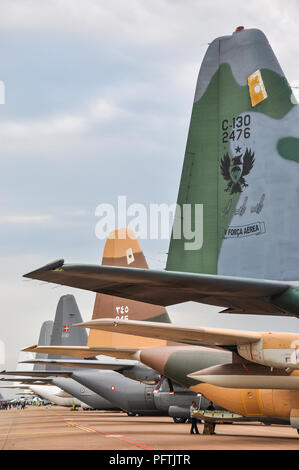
[24,27,299,431]
[19,229,230,419]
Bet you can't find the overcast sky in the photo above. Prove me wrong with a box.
[1,0,299,391]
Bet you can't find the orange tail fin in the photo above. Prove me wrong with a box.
[88,228,171,348]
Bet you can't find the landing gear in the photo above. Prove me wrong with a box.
[173,417,187,424]
[297,429,299,435]
[127,412,136,417]
[203,421,216,435]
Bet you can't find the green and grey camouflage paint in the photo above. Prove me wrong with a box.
[167,28,299,281]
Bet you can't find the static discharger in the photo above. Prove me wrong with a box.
[248,70,268,107]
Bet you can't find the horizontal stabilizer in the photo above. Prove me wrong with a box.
[20,358,136,371]
[23,262,298,316]
[22,345,140,360]
[0,370,72,378]
[75,318,262,348]
[0,377,53,384]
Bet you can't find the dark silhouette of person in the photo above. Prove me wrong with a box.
[207,401,216,434]
[189,401,199,434]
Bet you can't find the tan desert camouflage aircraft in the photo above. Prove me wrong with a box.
[26,317,299,428]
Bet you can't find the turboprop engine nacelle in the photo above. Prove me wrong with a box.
[237,333,299,369]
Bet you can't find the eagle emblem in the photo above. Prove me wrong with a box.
[220,148,255,194]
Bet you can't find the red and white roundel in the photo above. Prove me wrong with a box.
[111,385,115,391]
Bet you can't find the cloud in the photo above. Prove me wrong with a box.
[0,209,94,228]
[0,98,126,139]
[1,0,181,45]
[0,215,53,224]
[0,88,185,164]
[0,97,134,163]
[2,0,298,53]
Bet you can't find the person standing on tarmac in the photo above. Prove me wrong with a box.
[207,401,216,434]
[189,401,199,435]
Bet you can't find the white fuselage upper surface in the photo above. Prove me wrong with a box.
[28,384,89,408]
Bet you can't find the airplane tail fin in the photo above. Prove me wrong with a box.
[33,320,54,371]
[88,228,171,348]
[47,295,88,370]
[166,27,299,281]
[13,321,53,386]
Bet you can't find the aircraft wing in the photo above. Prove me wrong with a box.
[20,358,136,371]
[75,318,262,349]
[23,259,297,316]
[22,345,140,360]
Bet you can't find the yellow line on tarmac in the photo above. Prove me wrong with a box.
[37,409,98,433]
[0,410,97,442]
[76,426,95,433]
[66,422,95,433]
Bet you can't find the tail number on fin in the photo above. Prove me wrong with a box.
[115,306,129,321]
[222,115,251,143]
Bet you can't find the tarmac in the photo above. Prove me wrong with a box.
[0,406,298,450]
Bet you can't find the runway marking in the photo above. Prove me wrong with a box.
[70,422,155,449]
[0,409,95,442]
[66,422,96,433]
[54,411,155,450]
